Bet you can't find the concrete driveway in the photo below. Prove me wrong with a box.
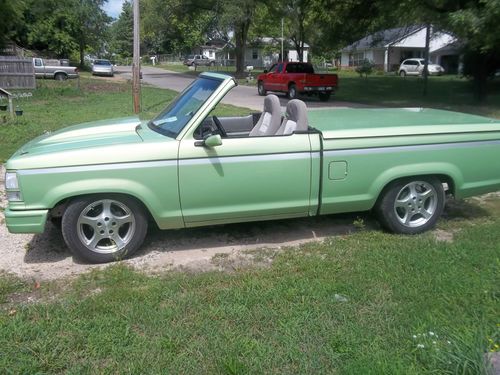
[115,65,371,111]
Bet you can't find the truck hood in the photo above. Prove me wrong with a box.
[16,117,143,156]
[4,117,172,170]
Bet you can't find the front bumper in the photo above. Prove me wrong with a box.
[5,208,48,233]
[92,70,113,76]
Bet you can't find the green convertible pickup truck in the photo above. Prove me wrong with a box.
[4,72,500,263]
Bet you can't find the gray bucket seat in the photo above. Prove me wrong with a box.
[276,99,309,135]
[249,94,282,136]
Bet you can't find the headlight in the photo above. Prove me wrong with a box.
[5,172,19,189]
[7,191,22,201]
[5,172,22,202]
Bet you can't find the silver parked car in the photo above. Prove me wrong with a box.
[92,59,114,77]
[398,58,444,77]
[183,54,216,67]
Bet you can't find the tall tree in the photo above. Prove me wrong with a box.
[12,0,110,65]
[73,0,111,66]
[0,0,26,49]
[141,0,214,55]
[109,1,133,58]
[206,0,268,74]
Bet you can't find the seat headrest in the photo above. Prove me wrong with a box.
[263,94,280,113]
[285,99,308,129]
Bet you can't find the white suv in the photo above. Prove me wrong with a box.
[399,58,445,76]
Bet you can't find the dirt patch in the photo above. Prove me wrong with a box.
[433,228,457,243]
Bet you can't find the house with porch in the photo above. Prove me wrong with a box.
[340,26,460,73]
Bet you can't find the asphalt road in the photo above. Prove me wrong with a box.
[115,65,371,111]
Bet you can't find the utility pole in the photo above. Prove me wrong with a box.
[132,0,141,113]
[281,18,284,62]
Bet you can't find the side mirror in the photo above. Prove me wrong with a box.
[263,69,268,73]
[195,134,222,148]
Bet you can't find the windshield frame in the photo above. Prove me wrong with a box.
[148,75,225,138]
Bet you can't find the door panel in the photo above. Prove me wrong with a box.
[178,134,312,224]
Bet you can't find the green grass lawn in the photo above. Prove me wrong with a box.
[1,197,499,374]
[335,74,500,118]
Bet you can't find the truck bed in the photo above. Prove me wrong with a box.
[309,108,500,139]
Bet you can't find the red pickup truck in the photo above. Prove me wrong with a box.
[257,62,338,101]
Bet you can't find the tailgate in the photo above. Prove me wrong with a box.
[305,73,338,87]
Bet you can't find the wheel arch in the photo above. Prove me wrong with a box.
[49,192,158,228]
[370,164,462,209]
[53,71,68,77]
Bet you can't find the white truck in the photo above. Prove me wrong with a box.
[33,58,79,81]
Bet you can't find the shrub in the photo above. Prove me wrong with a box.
[355,59,375,78]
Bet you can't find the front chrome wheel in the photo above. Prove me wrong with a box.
[77,199,136,254]
[393,181,438,228]
[62,195,148,263]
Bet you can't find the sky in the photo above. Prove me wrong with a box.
[102,0,126,19]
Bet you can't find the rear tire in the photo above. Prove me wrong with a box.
[62,195,148,263]
[55,73,67,81]
[399,70,406,77]
[375,177,445,234]
[318,92,331,102]
[287,84,298,99]
[257,81,267,96]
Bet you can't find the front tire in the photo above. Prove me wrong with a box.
[399,70,406,77]
[375,177,445,234]
[62,195,148,263]
[257,81,267,96]
[288,83,298,99]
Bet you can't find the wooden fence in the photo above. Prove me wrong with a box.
[0,56,36,89]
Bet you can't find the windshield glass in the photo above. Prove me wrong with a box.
[149,76,223,138]
[94,60,111,65]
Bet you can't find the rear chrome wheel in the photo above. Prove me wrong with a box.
[376,177,445,234]
[62,195,148,263]
[288,84,298,99]
[393,181,438,228]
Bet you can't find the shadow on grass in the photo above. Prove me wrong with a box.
[442,198,491,220]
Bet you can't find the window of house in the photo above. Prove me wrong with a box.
[252,49,258,59]
[349,52,364,67]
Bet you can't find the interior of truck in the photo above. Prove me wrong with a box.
[194,95,310,140]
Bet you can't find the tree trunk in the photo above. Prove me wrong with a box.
[234,20,250,76]
[422,24,431,97]
[79,41,85,68]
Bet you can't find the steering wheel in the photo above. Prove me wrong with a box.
[212,115,227,138]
